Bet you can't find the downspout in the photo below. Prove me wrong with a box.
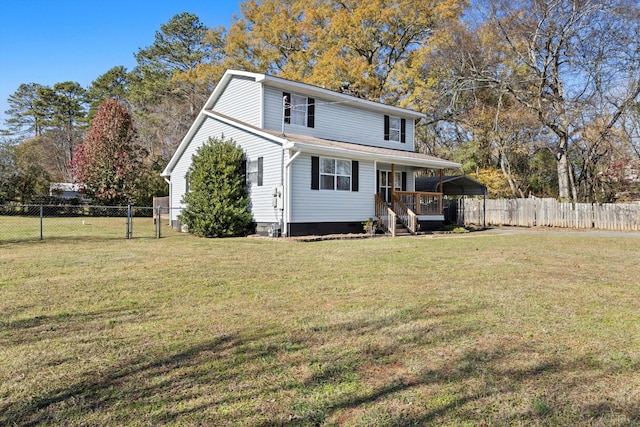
[284,146,302,237]
[163,177,172,227]
[280,96,287,235]
[285,147,302,167]
[281,145,285,235]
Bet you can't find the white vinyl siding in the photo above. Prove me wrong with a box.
[169,115,284,225]
[262,86,415,151]
[289,153,374,223]
[211,75,262,127]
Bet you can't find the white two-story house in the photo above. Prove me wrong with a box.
[161,69,461,237]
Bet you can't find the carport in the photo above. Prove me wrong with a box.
[415,175,487,227]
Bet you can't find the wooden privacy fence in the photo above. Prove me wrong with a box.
[461,198,640,231]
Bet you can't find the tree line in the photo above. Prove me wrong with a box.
[2,0,639,205]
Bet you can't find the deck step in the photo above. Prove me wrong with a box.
[392,222,413,236]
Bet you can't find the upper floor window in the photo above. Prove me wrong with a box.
[284,92,315,128]
[384,115,406,143]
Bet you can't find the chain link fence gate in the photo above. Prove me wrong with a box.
[0,205,172,243]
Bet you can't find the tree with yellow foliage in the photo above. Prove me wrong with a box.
[221,0,467,103]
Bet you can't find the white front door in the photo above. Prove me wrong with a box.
[378,170,402,202]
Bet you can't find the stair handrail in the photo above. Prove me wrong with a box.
[374,193,396,237]
[392,194,417,234]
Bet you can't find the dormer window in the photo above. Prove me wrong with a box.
[284,92,315,128]
[384,115,406,143]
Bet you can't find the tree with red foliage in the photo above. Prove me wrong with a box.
[70,99,149,205]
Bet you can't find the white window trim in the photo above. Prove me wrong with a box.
[247,159,259,185]
[320,157,351,191]
[389,116,401,142]
[290,94,307,127]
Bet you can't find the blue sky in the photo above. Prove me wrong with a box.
[0,0,242,130]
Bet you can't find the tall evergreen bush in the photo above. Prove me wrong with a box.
[180,136,252,237]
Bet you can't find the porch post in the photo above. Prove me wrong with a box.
[439,169,444,214]
[391,163,395,210]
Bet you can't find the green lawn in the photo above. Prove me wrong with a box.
[0,215,161,242]
[1,232,639,426]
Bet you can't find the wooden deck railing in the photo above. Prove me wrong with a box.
[374,193,396,237]
[394,191,443,215]
[391,194,417,234]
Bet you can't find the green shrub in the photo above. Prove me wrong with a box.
[441,224,469,233]
[180,136,252,237]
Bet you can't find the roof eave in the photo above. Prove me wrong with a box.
[162,70,270,177]
[284,140,461,170]
[261,74,424,119]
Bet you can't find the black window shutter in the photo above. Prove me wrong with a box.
[311,156,319,190]
[283,92,291,124]
[240,160,246,186]
[307,98,315,128]
[352,160,359,192]
[257,157,263,187]
[384,115,390,140]
[400,118,406,143]
[402,171,407,191]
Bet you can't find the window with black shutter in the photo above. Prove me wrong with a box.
[307,98,315,128]
[311,156,357,191]
[247,157,263,187]
[352,161,359,192]
[283,92,291,124]
[283,92,315,128]
[384,115,405,143]
[311,156,319,190]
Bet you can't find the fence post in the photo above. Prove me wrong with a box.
[156,206,161,238]
[40,205,43,240]
[126,205,132,239]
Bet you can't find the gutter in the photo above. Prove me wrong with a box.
[285,140,461,170]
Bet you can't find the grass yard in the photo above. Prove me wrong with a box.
[1,231,639,426]
[0,215,161,242]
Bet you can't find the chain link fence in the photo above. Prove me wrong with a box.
[0,205,175,243]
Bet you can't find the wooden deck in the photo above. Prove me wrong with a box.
[377,191,444,236]
[394,191,443,216]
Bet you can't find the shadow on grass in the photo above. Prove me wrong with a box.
[0,334,238,426]
[1,303,639,426]
[0,306,158,346]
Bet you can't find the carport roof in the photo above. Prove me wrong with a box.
[415,175,487,196]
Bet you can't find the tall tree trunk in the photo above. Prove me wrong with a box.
[499,149,524,198]
[556,139,572,201]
